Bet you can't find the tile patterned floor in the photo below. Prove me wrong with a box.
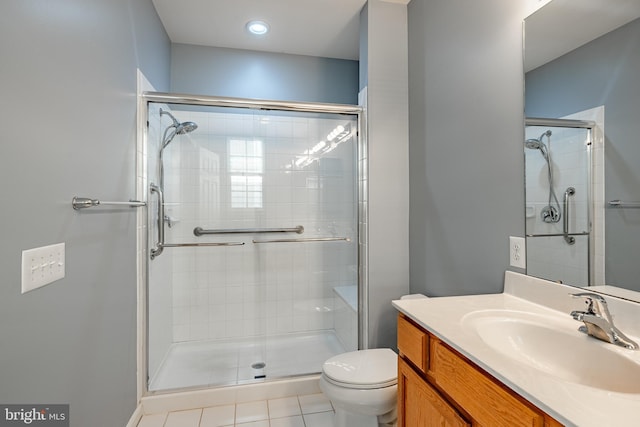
[137,393,335,427]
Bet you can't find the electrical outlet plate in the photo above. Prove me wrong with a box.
[509,236,526,269]
[21,243,65,294]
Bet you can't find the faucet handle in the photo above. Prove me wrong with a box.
[570,292,611,319]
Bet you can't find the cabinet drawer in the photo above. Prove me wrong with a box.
[398,314,429,373]
[431,338,544,427]
[398,357,470,427]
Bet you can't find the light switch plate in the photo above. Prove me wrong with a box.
[509,236,526,269]
[21,243,65,293]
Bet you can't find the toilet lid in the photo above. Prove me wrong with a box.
[322,348,397,389]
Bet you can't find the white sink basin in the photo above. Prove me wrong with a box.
[462,310,640,393]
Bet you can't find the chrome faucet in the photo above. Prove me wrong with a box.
[570,292,638,350]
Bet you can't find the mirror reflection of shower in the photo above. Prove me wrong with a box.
[524,130,561,223]
[158,108,198,190]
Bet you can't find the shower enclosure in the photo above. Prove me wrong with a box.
[524,117,599,287]
[140,93,364,393]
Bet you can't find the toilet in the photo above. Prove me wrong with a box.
[319,348,398,427]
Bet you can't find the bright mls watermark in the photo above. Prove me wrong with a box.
[0,405,68,426]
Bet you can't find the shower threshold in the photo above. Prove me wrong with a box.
[149,330,345,392]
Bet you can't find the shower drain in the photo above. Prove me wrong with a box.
[251,362,266,379]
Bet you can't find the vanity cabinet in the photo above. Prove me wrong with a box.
[397,314,563,427]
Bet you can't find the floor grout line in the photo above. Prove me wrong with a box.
[137,392,335,427]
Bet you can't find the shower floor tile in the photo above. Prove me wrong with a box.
[149,330,344,392]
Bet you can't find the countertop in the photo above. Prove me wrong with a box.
[392,271,640,427]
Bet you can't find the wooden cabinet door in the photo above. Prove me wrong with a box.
[398,314,429,373]
[398,357,470,427]
[430,338,544,427]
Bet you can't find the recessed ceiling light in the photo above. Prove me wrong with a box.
[246,20,270,36]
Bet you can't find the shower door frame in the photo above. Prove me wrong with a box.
[524,117,596,286]
[137,91,368,397]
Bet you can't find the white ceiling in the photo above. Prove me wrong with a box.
[152,0,369,60]
[525,0,640,71]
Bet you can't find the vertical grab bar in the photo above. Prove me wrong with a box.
[150,183,165,259]
[564,187,576,245]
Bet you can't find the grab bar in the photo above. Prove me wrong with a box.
[252,237,350,244]
[194,225,304,236]
[150,184,244,260]
[563,187,576,245]
[608,200,640,208]
[150,183,165,259]
[72,196,145,210]
[160,242,245,249]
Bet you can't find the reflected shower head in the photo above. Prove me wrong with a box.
[524,130,552,150]
[525,138,543,150]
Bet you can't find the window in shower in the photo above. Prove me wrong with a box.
[145,100,361,393]
[229,138,263,208]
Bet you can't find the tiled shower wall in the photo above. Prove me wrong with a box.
[155,108,358,346]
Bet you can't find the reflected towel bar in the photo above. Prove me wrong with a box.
[608,200,640,208]
[194,225,304,236]
[526,232,589,238]
[72,196,146,210]
[252,237,350,244]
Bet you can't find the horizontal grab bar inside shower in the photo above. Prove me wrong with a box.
[194,225,304,236]
[252,237,351,244]
[159,242,245,249]
[72,196,146,210]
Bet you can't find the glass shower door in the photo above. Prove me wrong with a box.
[525,122,592,287]
[145,100,360,392]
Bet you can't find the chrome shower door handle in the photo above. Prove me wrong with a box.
[150,183,165,259]
[563,187,576,245]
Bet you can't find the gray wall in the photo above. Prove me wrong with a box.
[408,0,528,296]
[170,44,359,104]
[0,1,170,426]
[526,18,640,291]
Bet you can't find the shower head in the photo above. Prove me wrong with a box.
[175,121,198,135]
[159,108,198,150]
[160,108,198,134]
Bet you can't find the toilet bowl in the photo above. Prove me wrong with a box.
[319,348,398,427]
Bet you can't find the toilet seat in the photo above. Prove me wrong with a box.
[322,348,397,390]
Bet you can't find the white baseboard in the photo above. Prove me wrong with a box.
[141,375,321,415]
[125,404,143,427]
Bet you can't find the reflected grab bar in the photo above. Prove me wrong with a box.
[563,187,576,245]
[194,225,304,236]
[252,237,350,244]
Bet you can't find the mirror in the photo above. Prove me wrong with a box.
[524,0,640,300]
